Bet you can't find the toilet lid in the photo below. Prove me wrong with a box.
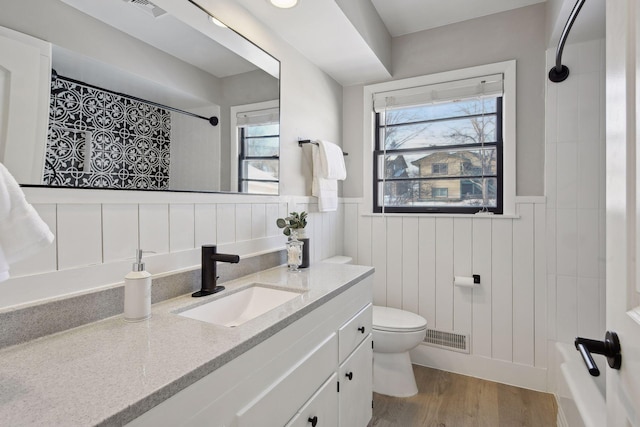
[372,306,427,332]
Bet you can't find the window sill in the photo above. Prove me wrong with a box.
[362,212,520,219]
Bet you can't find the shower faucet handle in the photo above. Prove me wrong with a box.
[574,331,621,377]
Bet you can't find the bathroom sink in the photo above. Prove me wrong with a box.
[177,285,304,327]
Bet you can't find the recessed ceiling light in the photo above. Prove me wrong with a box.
[208,15,227,28]
[270,0,298,9]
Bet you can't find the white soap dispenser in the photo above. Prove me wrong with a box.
[124,249,152,322]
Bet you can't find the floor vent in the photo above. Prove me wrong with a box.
[423,329,470,353]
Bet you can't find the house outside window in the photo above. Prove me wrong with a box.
[372,72,506,214]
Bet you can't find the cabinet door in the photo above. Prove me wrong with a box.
[285,373,338,427]
[338,335,372,427]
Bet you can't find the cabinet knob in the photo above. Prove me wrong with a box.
[308,416,318,426]
[357,326,365,334]
[345,372,353,380]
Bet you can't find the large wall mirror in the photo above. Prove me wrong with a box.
[0,0,280,194]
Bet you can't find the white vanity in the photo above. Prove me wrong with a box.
[0,263,373,426]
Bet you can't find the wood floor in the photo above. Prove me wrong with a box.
[370,365,557,427]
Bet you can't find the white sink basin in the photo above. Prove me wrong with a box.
[178,285,304,327]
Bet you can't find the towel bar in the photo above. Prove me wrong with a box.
[298,140,348,156]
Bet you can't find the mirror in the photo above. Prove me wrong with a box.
[0,0,280,194]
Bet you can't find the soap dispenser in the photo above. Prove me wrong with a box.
[124,249,152,322]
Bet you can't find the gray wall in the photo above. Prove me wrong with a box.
[343,3,546,198]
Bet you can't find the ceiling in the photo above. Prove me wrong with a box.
[370,0,546,37]
[234,0,605,87]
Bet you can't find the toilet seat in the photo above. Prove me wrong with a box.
[372,306,427,333]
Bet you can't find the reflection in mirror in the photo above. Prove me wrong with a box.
[0,0,280,194]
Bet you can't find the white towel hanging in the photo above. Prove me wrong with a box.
[317,140,347,180]
[311,145,339,212]
[0,162,54,282]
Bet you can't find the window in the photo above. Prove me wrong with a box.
[238,123,279,194]
[234,104,280,194]
[432,188,448,198]
[431,163,448,174]
[373,73,505,214]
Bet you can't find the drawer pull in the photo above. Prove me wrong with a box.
[308,416,318,426]
[345,372,353,380]
[357,326,365,334]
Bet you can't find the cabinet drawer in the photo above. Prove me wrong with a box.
[338,303,372,363]
[285,373,338,427]
[236,332,338,427]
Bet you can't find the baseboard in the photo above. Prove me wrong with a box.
[410,343,548,392]
[556,394,569,427]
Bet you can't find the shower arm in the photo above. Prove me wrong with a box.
[548,0,586,83]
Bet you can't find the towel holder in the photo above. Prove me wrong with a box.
[298,139,348,156]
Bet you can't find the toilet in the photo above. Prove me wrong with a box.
[322,256,428,397]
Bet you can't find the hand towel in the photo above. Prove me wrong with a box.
[317,140,347,180]
[312,145,338,212]
[0,162,54,282]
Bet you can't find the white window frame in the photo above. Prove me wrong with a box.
[362,60,516,216]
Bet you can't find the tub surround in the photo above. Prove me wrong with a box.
[0,262,373,426]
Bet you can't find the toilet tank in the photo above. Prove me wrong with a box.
[322,256,353,265]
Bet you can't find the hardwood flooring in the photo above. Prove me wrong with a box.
[370,365,557,427]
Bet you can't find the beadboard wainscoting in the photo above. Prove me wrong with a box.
[343,199,548,391]
[0,189,344,310]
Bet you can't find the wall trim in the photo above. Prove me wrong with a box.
[556,395,569,427]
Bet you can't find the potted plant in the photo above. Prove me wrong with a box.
[276,212,309,268]
[276,211,307,238]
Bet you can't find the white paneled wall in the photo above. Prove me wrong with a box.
[546,39,606,349]
[343,200,547,389]
[0,192,345,310]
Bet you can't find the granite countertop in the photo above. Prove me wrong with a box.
[0,263,374,426]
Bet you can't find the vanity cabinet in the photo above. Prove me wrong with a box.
[127,275,373,427]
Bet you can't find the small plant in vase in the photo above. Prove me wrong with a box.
[276,212,309,269]
[276,211,307,239]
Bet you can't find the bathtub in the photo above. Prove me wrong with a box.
[555,342,606,427]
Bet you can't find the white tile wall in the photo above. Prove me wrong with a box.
[546,39,606,346]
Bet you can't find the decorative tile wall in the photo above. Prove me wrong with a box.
[45,75,171,190]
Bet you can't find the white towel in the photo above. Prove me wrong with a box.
[317,140,346,180]
[312,146,338,212]
[0,162,54,282]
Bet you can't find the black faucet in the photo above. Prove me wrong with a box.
[192,245,240,297]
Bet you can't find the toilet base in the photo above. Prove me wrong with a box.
[373,350,418,397]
